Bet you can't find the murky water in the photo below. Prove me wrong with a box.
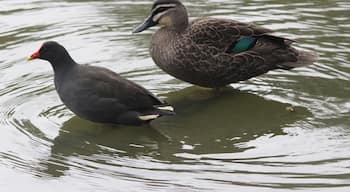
[0,0,350,191]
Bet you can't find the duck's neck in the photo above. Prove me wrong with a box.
[174,15,188,33]
[167,6,189,33]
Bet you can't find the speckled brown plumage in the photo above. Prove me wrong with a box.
[134,0,317,88]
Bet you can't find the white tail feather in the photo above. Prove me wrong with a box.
[156,106,174,112]
[138,115,160,121]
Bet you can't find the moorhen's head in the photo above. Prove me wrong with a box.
[28,41,75,68]
[132,0,188,33]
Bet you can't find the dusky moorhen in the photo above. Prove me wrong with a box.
[28,41,175,125]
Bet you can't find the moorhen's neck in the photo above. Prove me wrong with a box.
[49,50,77,75]
[51,51,78,91]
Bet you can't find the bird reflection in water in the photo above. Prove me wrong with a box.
[39,86,310,177]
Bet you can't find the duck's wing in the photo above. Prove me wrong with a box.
[188,17,274,52]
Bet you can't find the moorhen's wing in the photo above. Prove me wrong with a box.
[76,65,165,111]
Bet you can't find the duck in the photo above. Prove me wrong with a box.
[27,41,175,125]
[133,0,318,88]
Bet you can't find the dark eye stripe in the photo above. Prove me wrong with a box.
[151,4,176,16]
[152,7,170,16]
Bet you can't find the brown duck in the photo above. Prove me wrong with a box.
[133,0,317,88]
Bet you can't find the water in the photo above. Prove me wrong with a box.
[0,0,350,191]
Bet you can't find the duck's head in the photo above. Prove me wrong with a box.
[28,41,75,70]
[133,0,188,33]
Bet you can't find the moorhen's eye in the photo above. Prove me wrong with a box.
[40,47,47,54]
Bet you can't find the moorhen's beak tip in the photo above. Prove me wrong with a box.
[27,56,34,61]
[27,51,40,61]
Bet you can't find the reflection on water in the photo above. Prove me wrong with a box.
[0,0,350,191]
[41,117,169,177]
[40,87,309,184]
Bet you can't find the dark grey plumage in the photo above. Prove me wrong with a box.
[133,0,318,88]
[28,41,174,125]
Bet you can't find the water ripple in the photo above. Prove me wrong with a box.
[0,0,350,191]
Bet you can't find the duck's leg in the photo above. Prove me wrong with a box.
[211,86,229,96]
[214,85,233,92]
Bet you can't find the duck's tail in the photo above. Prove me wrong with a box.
[278,49,318,69]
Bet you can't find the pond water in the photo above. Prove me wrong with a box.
[0,0,350,191]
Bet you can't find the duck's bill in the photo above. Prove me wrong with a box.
[132,16,157,33]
